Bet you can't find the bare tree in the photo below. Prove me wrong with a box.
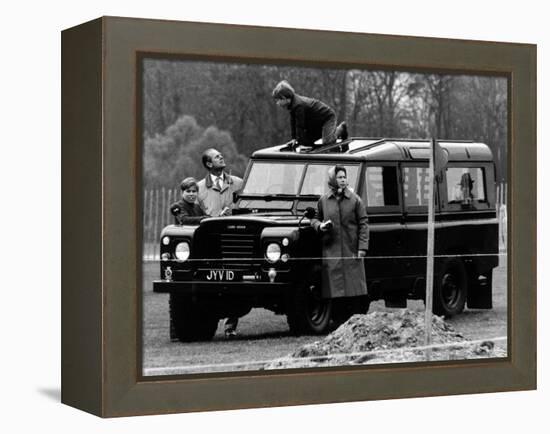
[423,75,455,138]
[142,59,508,184]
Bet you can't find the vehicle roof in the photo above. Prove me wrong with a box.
[251,138,494,162]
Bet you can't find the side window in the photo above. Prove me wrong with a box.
[300,164,360,195]
[403,166,430,209]
[446,167,486,204]
[297,164,360,211]
[364,166,399,208]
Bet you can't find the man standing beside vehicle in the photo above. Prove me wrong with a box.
[197,148,243,337]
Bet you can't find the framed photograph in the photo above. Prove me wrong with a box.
[62,16,536,417]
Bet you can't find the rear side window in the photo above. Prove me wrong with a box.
[364,166,399,207]
[446,167,486,203]
[403,166,430,209]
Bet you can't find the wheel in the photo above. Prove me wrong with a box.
[433,259,467,317]
[286,276,332,335]
[169,294,219,342]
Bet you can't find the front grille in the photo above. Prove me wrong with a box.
[193,220,264,271]
[220,233,257,270]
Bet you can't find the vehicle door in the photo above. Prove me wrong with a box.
[400,163,433,280]
[361,163,406,287]
[438,163,499,266]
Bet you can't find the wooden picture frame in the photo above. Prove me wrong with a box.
[61,16,536,417]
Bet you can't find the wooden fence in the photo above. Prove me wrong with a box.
[143,182,508,260]
[496,182,507,211]
[496,182,507,253]
[143,187,180,260]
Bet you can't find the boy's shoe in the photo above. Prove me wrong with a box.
[336,121,348,140]
[225,330,237,339]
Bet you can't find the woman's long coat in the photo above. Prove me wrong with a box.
[311,189,369,298]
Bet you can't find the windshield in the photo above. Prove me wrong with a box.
[239,161,360,211]
[241,162,305,195]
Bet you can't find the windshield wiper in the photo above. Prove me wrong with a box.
[238,193,319,202]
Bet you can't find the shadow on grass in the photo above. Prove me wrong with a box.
[212,330,295,342]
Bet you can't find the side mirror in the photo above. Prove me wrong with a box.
[303,207,316,219]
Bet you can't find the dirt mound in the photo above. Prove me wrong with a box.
[265,310,504,369]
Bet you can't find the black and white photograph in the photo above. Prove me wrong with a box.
[140,58,509,376]
[3,0,545,430]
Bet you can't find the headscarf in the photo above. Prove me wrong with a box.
[327,166,348,196]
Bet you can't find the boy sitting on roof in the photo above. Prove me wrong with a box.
[272,80,347,148]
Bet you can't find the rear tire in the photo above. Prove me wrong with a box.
[169,293,219,342]
[433,259,467,317]
[287,276,332,335]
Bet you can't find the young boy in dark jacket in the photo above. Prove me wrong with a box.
[170,177,209,225]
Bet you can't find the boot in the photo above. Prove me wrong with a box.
[336,121,348,140]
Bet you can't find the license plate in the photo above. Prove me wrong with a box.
[202,269,239,281]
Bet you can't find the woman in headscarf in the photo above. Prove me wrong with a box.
[311,165,369,299]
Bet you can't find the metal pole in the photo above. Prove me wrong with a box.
[424,138,436,360]
[143,189,148,260]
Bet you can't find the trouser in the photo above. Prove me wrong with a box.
[321,115,337,145]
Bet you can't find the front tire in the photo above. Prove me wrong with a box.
[169,294,219,342]
[286,277,332,335]
[433,259,467,317]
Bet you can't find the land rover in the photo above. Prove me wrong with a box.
[153,138,499,342]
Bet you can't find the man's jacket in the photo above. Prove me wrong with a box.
[197,172,243,217]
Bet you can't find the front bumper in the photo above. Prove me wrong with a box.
[153,279,290,295]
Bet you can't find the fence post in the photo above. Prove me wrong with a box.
[148,189,153,241]
[497,184,502,218]
[164,187,168,230]
[143,189,149,259]
[153,188,159,249]
[174,188,179,224]
[166,188,173,227]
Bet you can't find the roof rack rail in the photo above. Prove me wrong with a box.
[304,140,352,154]
[279,137,478,155]
[348,138,387,154]
[305,137,429,154]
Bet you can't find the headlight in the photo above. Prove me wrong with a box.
[266,243,281,263]
[162,236,170,245]
[175,241,190,261]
